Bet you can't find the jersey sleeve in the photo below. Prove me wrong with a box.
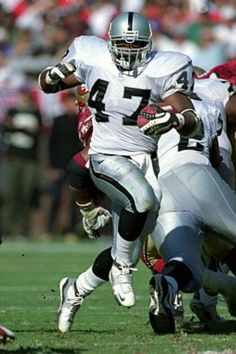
[61,37,87,83]
[146,51,194,100]
[161,62,194,99]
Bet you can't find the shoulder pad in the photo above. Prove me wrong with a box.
[145,51,192,78]
[73,36,110,66]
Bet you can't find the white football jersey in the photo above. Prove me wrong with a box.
[62,35,194,155]
[158,99,222,176]
[194,77,235,108]
[194,78,236,154]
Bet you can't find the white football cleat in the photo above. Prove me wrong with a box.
[0,325,15,343]
[58,277,84,333]
[190,291,224,323]
[109,261,136,308]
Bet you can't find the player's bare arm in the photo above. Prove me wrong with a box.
[138,92,201,138]
[163,92,200,137]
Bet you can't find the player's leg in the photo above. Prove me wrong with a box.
[58,246,113,333]
[190,231,233,323]
[165,163,236,275]
[58,199,149,333]
[58,199,145,333]
[190,164,236,276]
[90,154,159,307]
[190,248,225,323]
[58,155,113,333]
[141,234,184,323]
[165,163,236,319]
[149,211,204,334]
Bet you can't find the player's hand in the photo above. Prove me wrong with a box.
[45,60,76,85]
[138,104,185,137]
[79,202,112,240]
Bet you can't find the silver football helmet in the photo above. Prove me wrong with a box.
[108,12,152,73]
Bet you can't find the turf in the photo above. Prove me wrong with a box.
[0,238,236,354]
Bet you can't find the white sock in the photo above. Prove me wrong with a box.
[75,266,106,296]
[113,234,136,266]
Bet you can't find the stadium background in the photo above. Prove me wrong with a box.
[0,0,235,240]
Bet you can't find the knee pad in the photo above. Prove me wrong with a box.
[119,209,149,241]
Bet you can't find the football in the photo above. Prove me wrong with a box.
[137,102,178,128]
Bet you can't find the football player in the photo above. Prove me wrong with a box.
[143,66,236,324]
[38,12,201,333]
[191,63,236,321]
[140,95,236,334]
[141,63,236,325]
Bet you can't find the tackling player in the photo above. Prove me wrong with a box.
[191,62,236,320]
[142,63,236,324]
[140,91,236,334]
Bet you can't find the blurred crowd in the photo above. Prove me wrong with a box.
[0,0,235,240]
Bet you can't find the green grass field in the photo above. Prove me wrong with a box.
[0,238,236,354]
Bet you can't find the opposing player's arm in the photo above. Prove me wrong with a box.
[38,61,81,93]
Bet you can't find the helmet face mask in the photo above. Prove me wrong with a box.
[108,12,152,73]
